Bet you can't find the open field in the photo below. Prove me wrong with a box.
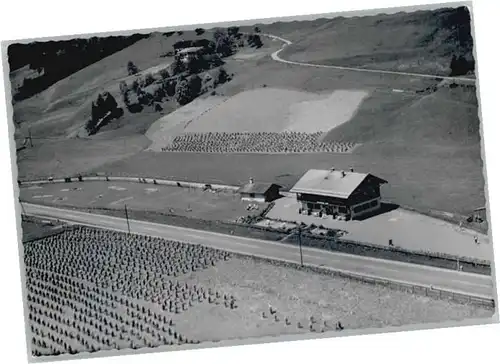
[266,196,492,261]
[15,135,150,181]
[92,145,485,218]
[145,96,228,151]
[24,225,493,357]
[148,87,366,153]
[185,88,316,133]
[180,88,368,133]
[19,181,264,222]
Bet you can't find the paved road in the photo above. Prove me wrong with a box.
[23,203,494,300]
[261,33,476,84]
[268,197,492,261]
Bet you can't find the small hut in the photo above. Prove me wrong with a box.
[237,178,282,203]
[471,206,487,223]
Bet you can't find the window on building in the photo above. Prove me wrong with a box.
[249,193,255,198]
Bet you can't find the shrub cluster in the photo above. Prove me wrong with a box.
[127,61,139,76]
[247,34,263,48]
[85,92,123,135]
[449,54,474,76]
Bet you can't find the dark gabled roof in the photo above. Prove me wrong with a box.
[290,169,387,199]
[238,182,281,195]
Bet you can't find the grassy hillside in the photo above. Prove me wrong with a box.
[278,6,474,76]
[241,18,332,42]
[323,82,480,147]
[8,34,149,101]
[93,60,485,217]
[11,31,211,138]
[11,7,486,221]
[12,29,276,179]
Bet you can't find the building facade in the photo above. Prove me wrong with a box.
[175,46,205,63]
[290,168,387,220]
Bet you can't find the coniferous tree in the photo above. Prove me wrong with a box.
[171,57,185,75]
[127,61,139,75]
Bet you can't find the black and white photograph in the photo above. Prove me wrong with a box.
[1,1,499,362]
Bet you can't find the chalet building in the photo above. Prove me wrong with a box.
[175,46,205,62]
[290,168,388,220]
[175,46,205,55]
[238,178,282,203]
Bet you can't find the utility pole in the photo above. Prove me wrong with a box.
[297,226,304,267]
[124,204,131,234]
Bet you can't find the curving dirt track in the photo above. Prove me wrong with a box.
[262,33,476,84]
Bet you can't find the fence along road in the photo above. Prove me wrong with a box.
[23,203,494,303]
[261,33,476,84]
